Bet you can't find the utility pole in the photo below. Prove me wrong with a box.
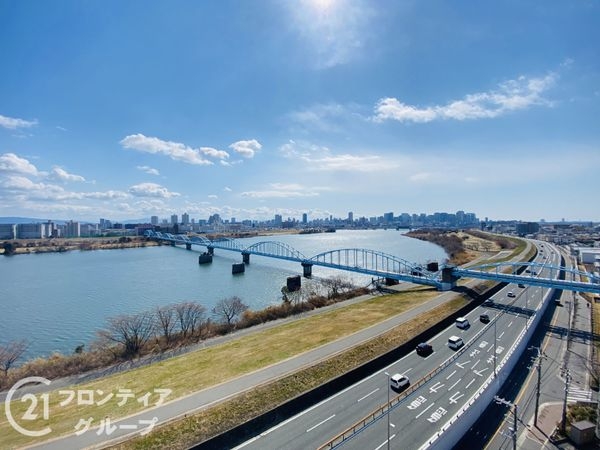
[561,369,571,433]
[495,396,518,450]
[529,346,545,426]
[384,371,390,450]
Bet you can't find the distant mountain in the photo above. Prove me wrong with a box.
[0,217,61,224]
[0,217,151,225]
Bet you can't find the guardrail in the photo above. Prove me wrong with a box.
[319,263,553,450]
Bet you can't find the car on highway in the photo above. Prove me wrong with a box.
[479,313,490,323]
[518,283,525,288]
[448,335,464,350]
[416,342,433,356]
[390,373,410,391]
[507,292,515,298]
[483,298,494,306]
[455,317,470,329]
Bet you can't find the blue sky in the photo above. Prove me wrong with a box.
[0,0,599,223]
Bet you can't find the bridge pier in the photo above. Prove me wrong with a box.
[302,262,313,278]
[170,241,176,246]
[198,253,213,264]
[440,266,458,290]
[242,251,250,264]
[287,275,301,291]
[186,243,192,250]
[207,246,214,255]
[232,263,245,274]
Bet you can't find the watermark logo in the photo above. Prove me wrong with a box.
[5,377,170,438]
[5,376,52,437]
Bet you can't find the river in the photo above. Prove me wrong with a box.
[0,229,447,360]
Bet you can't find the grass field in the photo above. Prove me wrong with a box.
[112,295,468,450]
[1,287,442,448]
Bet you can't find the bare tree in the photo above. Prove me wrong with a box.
[322,276,354,299]
[0,340,28,377]
[156,304,177,343]
[175,302,206,338]
[97,311,156,358]
[212,296,248,328]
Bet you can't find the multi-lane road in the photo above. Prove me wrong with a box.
[236,243,561,450]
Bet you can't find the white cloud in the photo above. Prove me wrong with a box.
[0,153,40,175]
[120,134,215,165]
[136,165,160,176]
[82,191,129,199]
[129,182,180,198]
[287,0,374,69]
[241,182,320,199]
[287,102,367,133]
[224,186,232,192]
[229,139,262,158]
[200,147,229,160]
[280,140,398,172]
[208,194,218,199]
[373,73,557,123]
[51,166,86,182]
[0,114,38,129]
[1,175,128,201]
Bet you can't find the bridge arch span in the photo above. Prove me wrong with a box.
[211,237,243,251]
[243,241,307,261]
[308,248,435,278]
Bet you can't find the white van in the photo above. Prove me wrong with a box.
[390,373,410,391]
[455,317,470,329]
[448,335,464,350]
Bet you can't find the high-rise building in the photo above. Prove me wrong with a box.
[150,216,159,226]
[302,213,308,224]
[16,223,46,239]
[274,214,282,226]
[0,224,16,239]
[348,212,354,223]
[99,218,112,230]
[171,214,178,225]
[65,220,81,238]
[182,213,190,225]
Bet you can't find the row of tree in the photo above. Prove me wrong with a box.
[97,297,248,358]
[0,276,361,383]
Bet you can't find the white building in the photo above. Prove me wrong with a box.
[65,221,81,238]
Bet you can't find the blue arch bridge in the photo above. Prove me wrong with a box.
[144,231,600,295]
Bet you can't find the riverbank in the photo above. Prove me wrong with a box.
[405,228,518,265]
[0,229,306,256]
[0,236,159,255]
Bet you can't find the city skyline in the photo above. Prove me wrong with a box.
[1,1,599,222]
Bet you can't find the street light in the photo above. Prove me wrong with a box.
[384,371,390,450]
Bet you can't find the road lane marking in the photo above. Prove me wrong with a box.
[465,379,476,389]
[374,433,396,450]
[429,382,444,393]
[471,359,480,370]
[456,360,470,369]
[402,368,413,376]
[448,379,461,391]
[498,331,505,339]
[474,368,489,377]
[357,388,379,402]
[306,414,335,433]
[415,402,435,419]
[507,321,513,328]
[390,423,395,428]
[449,392,464,404]
[446,370,457,380]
